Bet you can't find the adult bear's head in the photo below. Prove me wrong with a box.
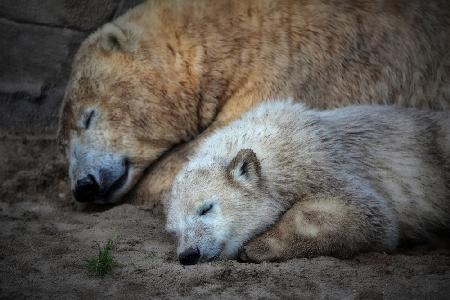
[59,4,214,204]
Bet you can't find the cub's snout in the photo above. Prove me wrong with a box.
[178,247,201,265]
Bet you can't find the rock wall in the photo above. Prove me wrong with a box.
[0,0,143,138]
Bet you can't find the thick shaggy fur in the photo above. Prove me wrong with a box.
[60,0,450,254]
[167,101,450,262]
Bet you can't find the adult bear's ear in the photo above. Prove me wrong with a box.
[227,149,261,188]
[100,22,141,52]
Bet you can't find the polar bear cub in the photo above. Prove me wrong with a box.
[166,101,450,265]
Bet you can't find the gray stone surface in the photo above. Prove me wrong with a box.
[115,0,145,18]
[0,0,121,32]
[0,0,143,138]
[0,18,86,137]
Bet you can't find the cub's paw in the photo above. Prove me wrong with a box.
[238,237,282,263]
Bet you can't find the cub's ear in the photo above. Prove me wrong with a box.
[100,23,141,52]
[227,149,261,187]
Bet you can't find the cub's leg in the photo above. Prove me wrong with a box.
[240,193,398,262]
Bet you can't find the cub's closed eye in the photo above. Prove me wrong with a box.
[84,110,95,129]
[198,203,214,216]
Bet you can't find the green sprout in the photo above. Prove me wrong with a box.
[88,239,116,276]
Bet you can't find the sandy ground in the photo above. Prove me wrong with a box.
[1,138,449,299]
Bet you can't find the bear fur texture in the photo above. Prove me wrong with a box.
[166,101,450,263]
[60,0,450,205]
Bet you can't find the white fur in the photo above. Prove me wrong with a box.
[167,101,450,261]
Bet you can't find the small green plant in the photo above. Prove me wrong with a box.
[88,239,116,276]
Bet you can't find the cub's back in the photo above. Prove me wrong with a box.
[194,102,450,240]
[319,106,450,239]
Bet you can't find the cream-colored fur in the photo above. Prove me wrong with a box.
[60,0,450,258]
[60,0,450,206]
[166,101,450,263]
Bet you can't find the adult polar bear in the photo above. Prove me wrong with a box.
[61,0,450,259]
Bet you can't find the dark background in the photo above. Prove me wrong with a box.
[0,2,449,298]
[0,0,143,138]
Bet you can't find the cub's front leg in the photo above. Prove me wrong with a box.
[240,192,398,262]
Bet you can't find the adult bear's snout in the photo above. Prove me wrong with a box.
[73,174,99,202]
[69,146,131,204]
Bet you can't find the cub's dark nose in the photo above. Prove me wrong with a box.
[73,174,99,202]
[179,247,200,265]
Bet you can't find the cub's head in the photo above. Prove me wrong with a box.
[166,149,285,265]
[60,17,202,204]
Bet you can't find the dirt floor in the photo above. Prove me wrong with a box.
[1,138,449,299]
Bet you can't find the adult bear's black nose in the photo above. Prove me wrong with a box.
[179,247,200,265]
[73,174,99,202]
